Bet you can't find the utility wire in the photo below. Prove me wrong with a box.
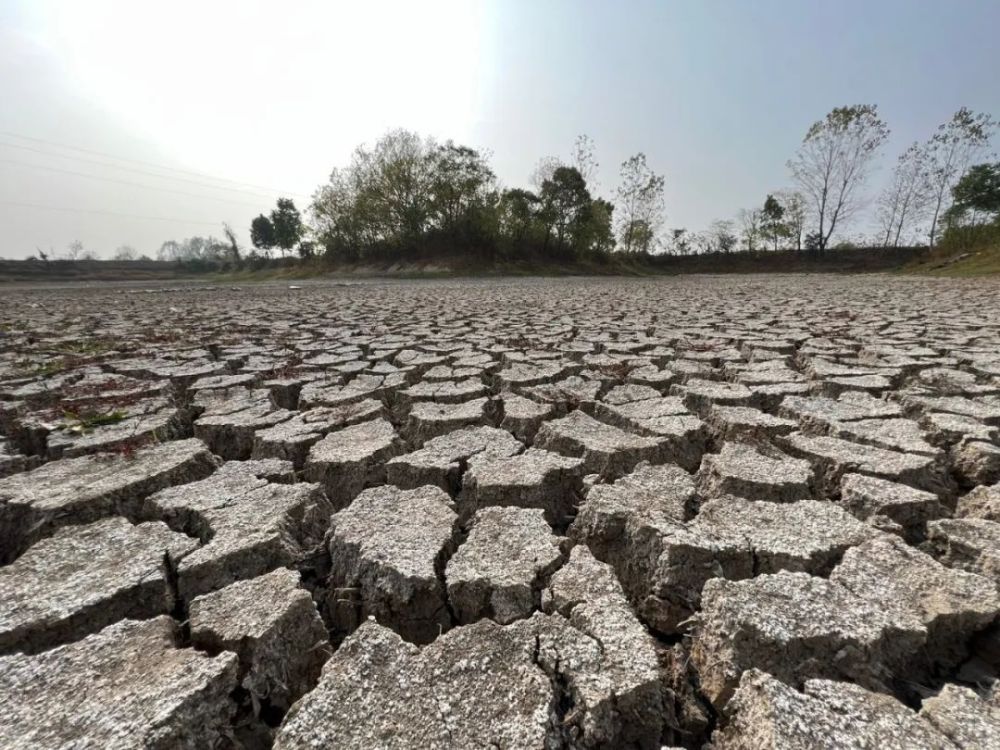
[0,130,312,199]
[0,140,307,201]
[0,158,274,208]
[0,199,222,226]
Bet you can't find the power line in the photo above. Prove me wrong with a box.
[0,140,307,201]
[0,199,222,226]
[0,130,312,199]
[0,158,274,208]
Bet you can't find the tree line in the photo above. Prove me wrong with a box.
[50,103,993,266]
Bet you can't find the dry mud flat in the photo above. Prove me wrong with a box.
[1,274,1000,748]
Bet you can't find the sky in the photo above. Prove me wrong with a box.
[1,0,998,258]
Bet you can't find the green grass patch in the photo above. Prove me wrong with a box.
[904,244,1000,277]
[60,408,128,433]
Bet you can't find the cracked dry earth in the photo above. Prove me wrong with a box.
[2,275,1000,750]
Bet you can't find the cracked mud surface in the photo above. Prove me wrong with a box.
[1,274,1000,748]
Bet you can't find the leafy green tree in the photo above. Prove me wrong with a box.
[428,142,498,253]
[250,214,276,254]
[949,162,1000,224]
[788,105,890,251]
[497,188,541,249]
[270,198,304,256]
[761,195,788,251]
[540,166,591,249]
[575,197,615,255]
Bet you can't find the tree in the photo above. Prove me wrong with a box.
[270,198,304,256]
[65,240,84,260]
[222,223,241,266]
[113,245,138,261]
[776,190,807,251]
[497,188,541,249]
[428,142,498,248]
[615,153,665,254]
[572,134,599,188]
[576,198,615,255]
[950,162,1000,224]
[669,228,691,255]
[761,195,788,251]
[738,208,763,252]
[250,214,276,253]
[710,219,738,253]
[530,156,564,191]
[788,105,890,251]
[540,166,591,249]
[876,142,932,248]
[925,108,997,247]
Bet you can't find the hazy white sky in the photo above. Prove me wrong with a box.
[1,0,998,258]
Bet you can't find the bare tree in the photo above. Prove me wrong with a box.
[530,156,564,191]
[615,153,666,253]
[788,105,890,251]
[572,134,599,189]
[924,108,996,248]
[876,142,932,248]
[738,208,763,252]
[65,240,84,260]
[113,245,138,261]
[222,223,242,265]
[709,219,738,254]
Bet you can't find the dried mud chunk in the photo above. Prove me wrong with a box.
[446,506,563,625]
[711,669,951,750]
[0,517,197,654]
[273,618,554,749]
[706,405,798,443]
[459,447,584,525]
[189,568,330,713]
[839,473,945,540]
[404,396,494,445]
[951,439,1000,486]
[386,425,523,494]
[825,417,940,457]
[779,432,952,497]
[0,437,218,563]
[670,378,754,415]
[194,390,294,460]
[499,392,554,443]
[251,400,382,468]
[692,497,873,575]
[920,683,1000,748]
[534,409,674,478]
[928,518,1000,584]
[696,442,813,503]
[0,617,238,750]
[144,461,332,600]
[956,482,1000,521]
[325,484,457,644]
[536,545,667,748]
[572,479,751,634]
[691,571,926,710]
[303,418,404,508]
[831,535,1000,671]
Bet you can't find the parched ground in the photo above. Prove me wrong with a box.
[2,274,1000,749]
